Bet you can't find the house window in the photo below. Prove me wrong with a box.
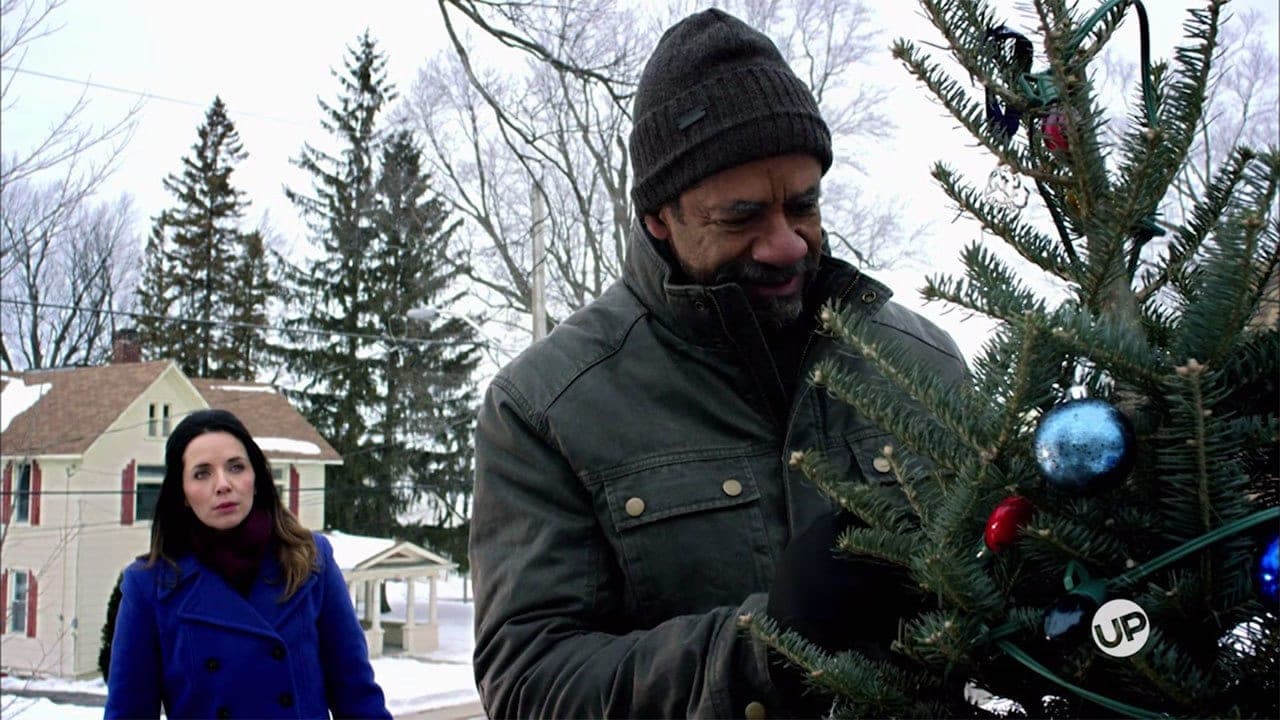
[135,465,165,521]
[272,467,285,499]
[13,463,31,524]
[148,404,173,436]
[8,570,29,634]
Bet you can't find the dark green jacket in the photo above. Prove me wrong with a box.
[472,225,966,718]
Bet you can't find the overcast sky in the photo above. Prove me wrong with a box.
[3,0,1276,363]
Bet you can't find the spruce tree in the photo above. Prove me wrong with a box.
[136,96,268,379]
[279,32,465,536]
[748,1,1279,717]
[370,130,479,543]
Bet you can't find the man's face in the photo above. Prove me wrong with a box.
[643,153,823,330]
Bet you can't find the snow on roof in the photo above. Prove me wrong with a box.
[326,530,397,571]
[209,383,277,393]
[1,377,51,433]
[256,437,322,455]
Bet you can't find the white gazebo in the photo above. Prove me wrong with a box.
[324,530,457,658]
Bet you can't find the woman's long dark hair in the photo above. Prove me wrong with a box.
[147,408,317,598]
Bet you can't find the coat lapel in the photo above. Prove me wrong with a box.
[245,549,320,630]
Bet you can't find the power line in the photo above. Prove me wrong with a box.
[0,297,484,348]
[0,65,312,128]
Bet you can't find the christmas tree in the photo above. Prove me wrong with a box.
[748,0,1279,716]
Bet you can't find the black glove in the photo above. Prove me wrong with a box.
[765,512,915,713]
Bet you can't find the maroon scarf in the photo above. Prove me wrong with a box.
[189,505,273,596]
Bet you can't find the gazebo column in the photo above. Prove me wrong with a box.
[406,576,417,627]
[371,581,383,633]
[429,575,438,627]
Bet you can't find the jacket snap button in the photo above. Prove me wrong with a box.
[278,692,294,708]
[693,299,707,312]
[271,644,286,660]
[745,700,767,719]
[624,497,645,517]
[721,479,742,497]
[861,290,878,304]
[872,456,892,473]
[205,657,220,671]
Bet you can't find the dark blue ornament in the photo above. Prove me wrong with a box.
[1258,536,1279,606]
[1033,398,1135,493]
[1043,591,1100,642]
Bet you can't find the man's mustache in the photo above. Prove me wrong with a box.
[714,254,816,286]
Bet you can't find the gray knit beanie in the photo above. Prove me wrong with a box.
[629,8,832,217]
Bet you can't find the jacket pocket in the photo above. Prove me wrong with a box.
[595,453,772,619]
[847,432,897,486]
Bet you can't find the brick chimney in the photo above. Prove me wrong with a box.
[111,328,142,364]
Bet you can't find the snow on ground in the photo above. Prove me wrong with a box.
[0,574,477,719]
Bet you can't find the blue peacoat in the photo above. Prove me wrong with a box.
[104,532,391,719]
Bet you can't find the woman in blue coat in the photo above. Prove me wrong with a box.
[105,408,391,719]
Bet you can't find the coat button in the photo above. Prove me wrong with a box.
[745,700,767,719]
[278,692,294,708]
[693,299,707,312]
[721,479,742,497]
[205,657,220,671]
[861,290,878,304]
[271,644,286,660]
[624,497,645,517]
[872,456,893,473]
[216,708,230,719]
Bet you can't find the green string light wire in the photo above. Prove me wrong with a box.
[982,506,1280,717]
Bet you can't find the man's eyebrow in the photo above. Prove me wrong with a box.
[786,184,822,205]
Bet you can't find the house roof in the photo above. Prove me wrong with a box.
[0,362,340,463]
[189,379,341,462]
[1,360,171,456]
[325,530,455,581]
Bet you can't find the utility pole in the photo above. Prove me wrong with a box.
[530,178,547,342]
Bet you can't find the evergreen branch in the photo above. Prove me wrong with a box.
[838,526,923,570]
[818,304,992,454]
[924,243,1050,326]
[891,39,1037,178]
[1138,147,1255,303]
[1046,305,1165,389]
[932,164,1078,278]
[794,449,920,534]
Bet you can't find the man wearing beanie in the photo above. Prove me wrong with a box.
[471,8,967,719]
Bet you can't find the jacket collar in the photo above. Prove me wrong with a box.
[620,220,893,348]
[157,547,318,637]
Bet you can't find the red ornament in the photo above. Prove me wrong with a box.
[1042,111,1069,152]
[984,496,1035,552]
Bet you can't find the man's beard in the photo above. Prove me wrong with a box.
[683,252,820,331]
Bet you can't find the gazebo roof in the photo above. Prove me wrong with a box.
[324,530,456,581]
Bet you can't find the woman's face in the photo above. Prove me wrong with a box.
[182,431,255,531]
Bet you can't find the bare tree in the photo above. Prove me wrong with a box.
[0,0,140,370]
[1,180,138,369]
[400,0,909,339]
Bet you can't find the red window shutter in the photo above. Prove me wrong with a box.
[29,460,41,526]
[1,570,7,634]
[2,462,11,526]
[25,571,37,638]
[121,460,136,526]
[289,465,300,515]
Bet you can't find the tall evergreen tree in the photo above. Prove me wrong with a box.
[280,33,479,537]
[136,96,268,379]
[747,1,1279,717]
[370,130,479,543]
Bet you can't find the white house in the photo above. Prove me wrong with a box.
[0,334,341,679]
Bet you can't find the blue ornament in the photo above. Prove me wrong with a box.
[1043,591,1099,642]
[1033,398,1135,494]
[1258,536,1279,606]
